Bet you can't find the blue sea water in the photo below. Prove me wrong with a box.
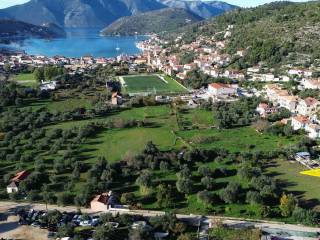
[0,28,148,58]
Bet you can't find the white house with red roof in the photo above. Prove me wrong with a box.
[256,103,278,118]
[296,97,320,116]
[208,83,237,98]
[302,79,320,89]
[291,115,310,131]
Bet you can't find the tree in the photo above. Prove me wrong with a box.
[144,141,158,155]
[156,184,174,208]
[93,225,116,240]
[47,210,62,226]
[41,184,51,211]
[129,228,153,240]
[246,191,262,205]
[198,165,212,177]
[279,193,296,217]
[292,206,318,225]
[57,192,74,206]
[176,166,192,180]
[121,192,136,205]
[219,182,240,204]
[57,223,74,238]
[201,176,214,190]
[34,68,44,83]
[197,190,213,207]
[135,170,153,194]
[176,178,193,195]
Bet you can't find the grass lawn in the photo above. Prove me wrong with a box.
[122,74,187,94]
[13,73,38,87]
[177,127,301,152]
[266,158,320,209]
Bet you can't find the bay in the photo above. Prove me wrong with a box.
[0,28,148,58]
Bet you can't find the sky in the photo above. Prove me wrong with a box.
[0,0,309,9]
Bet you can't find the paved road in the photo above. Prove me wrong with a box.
[1,201,320,236]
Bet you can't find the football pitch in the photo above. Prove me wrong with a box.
[121,74,187,94]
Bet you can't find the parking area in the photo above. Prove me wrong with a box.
[0,215,48,240]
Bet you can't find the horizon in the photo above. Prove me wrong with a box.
[0,0,309,9]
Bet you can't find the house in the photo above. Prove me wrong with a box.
[187,99,199,108]
[90,192,111,212]
[296,97,320,116]
[7,182,18,194]
[256,103,277,118]
[40,81,57,91]
[305,123,320,139]
[111,92,122,105]
[302,79,320,89]
[291,115,309,131]
[295,152,311,161]
[265,84,288,102]
[6,170,29,194]
[91,191,124,212]
[208,83,237,98]
[277,95,298,112]
[11,170,29,183]
[288,68,304,76]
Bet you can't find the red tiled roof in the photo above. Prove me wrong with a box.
[293,115,309,124]
[91,193,109,204]
[11,170,29,183]
[209,83,230,89]
[304,97,319,106]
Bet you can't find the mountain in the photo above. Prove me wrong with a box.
[157,0,238,19]
[0,0,167,28]
[0,19,66,41]
[174,1,320,67]
[101,8,203,36]
[0,0,237,28]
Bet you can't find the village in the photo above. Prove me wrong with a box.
[2,23,320,240]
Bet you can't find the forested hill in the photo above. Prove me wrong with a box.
[0,20,66,40]
[174,1,320,67]
[101,8,203,36]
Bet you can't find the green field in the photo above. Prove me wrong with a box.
[122,74,187,94]
[13,73,37,87]
[266,159,320,209]
[0,98,309,216]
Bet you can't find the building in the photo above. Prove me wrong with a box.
[302,79,320,89]
[256,103,277,118]
[291,115,309,131]
[11,170,29,183]
[277,95,298,112]
[296,97,320,116]
[305,123,320,139]
[207,83,237,98]
[6,182,18,194]
[90,192,111,212]
[111,92,122,105]
[6,170,29,194]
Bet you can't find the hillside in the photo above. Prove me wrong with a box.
[174,1,320,67]
[0,19,66,40]
[157,0,237,19]
[0,0,237,28]
[0,0,166,28]
[101,8,203,36]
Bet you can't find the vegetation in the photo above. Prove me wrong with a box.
[122,74,187,94]
[101,8,202,36]
[171,1,320,67]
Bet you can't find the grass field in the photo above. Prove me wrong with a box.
[1,97,310,216]
[266,159,320,209]
[121,74,187,94]
[13,73,38,87]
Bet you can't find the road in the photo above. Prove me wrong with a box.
[1,201,320,237]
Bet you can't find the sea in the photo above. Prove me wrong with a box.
[0,28,148,58]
